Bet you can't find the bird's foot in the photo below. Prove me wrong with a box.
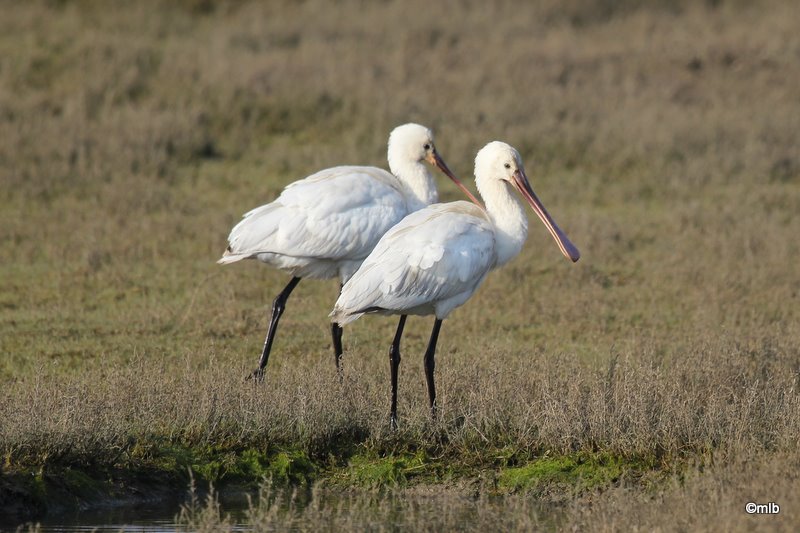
[390,415,399,431]
[245,367,265,383]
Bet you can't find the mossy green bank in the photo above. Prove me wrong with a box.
[1,440,676,523]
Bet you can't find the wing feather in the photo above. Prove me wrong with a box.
[332,202,496,323]
[222,166,407,262]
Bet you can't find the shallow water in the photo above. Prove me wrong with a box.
[16,497,251,533]
[13,487,564,532]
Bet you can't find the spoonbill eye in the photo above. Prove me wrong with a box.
[424,143,431,150]
[504,163,511,169]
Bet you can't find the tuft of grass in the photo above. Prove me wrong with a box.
[497,453,627,494]
[342,451,429,487]
[266,451,316,486]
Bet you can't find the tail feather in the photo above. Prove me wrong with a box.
[330,304,390,325]
[217,250,249,265]
[329,309,360,326]
[329,305,366,326]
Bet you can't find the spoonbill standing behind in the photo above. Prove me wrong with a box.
[219,124,479,380]
[330,141,580,427]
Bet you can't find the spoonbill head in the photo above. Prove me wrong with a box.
[387,123,481,208]
[474,141,580,265]
[387,123,436,163]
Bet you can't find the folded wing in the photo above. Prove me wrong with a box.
[220,166,408,264]
[332,202,496,323]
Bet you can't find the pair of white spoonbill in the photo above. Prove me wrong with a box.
[219,123,580,427]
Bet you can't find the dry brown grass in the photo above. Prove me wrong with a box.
[566,450,800,532]
[3,336,798,461]
[2,0,800,529]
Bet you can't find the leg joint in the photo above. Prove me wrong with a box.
[271,295,285,314]
[389,345,401,364]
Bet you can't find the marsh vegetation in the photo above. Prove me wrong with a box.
[1,0,799,530]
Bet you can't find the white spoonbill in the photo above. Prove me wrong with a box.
[330,141,580,427]
[219,123,480,380]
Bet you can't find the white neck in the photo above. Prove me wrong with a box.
[388,156,438,212]
[478,178,529,267]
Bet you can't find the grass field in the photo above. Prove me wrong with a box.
[1,0,799,530]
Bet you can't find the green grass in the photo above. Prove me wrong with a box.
[344,455,416,487]
[498,454,628,494]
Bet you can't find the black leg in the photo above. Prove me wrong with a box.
[248,277,301,381]
[331,322,343,373]
[389,315,408,430]
[331,283,344,374]
[423,319,443,419]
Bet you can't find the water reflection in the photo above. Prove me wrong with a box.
[24,496,251,533]
[17,485,564,532]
